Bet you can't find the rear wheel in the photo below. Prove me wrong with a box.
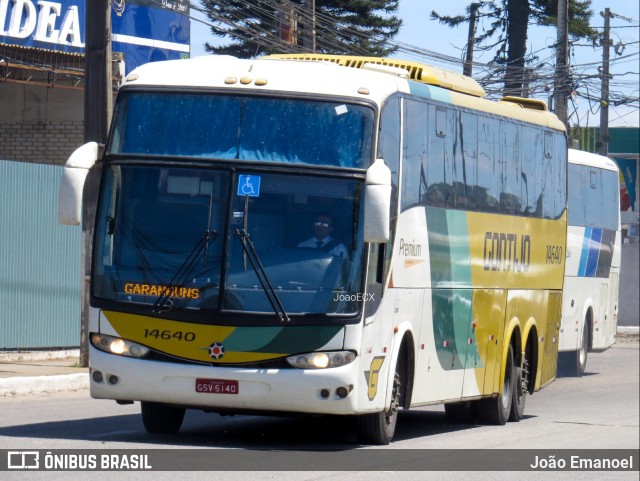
[509,356,528,422]
[356,372,401,445]
[559,318,590,377]
[576,323,589,377]
[141,401,185,434]
[477,344,514,425]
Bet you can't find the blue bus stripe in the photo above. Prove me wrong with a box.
[585,228,603,277]
[578,227,591,277]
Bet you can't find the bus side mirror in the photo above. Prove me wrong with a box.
[58,142,101,225]
[364,158,391,243]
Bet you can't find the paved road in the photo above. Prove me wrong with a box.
[0,342,637,480]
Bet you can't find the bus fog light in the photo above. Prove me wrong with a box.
[286,351,356,369]
[320,389,330,398]
[336,386,349,398]
[92,370,104,383]
[108,375,119,385]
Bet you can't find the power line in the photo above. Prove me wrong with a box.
[155,1,639,125]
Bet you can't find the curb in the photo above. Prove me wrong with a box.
[0,373,89,397]
[617,326,639,341]
[0,349,80,363]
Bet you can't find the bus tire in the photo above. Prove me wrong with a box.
[559,316,590,377]
[141,401,185,434]
[509,364,527,422]
[356,371,401,445]
[477,344,514,425]
[576,320,589,377]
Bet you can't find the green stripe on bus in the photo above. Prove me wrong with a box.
[224,325,343,354]
[427,209,482,371]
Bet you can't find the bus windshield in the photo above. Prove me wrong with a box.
[92,165,365,320]
[107,92,374,169]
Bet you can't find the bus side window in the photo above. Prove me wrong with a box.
[477,117,500,212]
[454,112,478,210]
[427,105,452,207]
[521,127,544,216]
[402,98,429,210]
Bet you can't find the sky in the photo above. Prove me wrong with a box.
[188,0,639,128]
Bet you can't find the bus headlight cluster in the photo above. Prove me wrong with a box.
[90,333,150,358]
[286,351,356,369]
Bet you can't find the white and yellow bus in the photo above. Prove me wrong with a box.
[559,149,621,376]
[59,54,567,444]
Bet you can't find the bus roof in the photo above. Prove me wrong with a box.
[122,55,565,132]
[265,53,487,97]
[568,149,620,173]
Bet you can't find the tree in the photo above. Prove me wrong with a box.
[431,0,597,97]
[199,0,401,59]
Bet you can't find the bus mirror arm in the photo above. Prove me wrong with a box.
[58,142,103,225]
[363,158,391,243]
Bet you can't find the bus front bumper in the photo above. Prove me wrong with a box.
[89,347,362,415]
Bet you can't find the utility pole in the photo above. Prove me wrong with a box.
[303,0,316,52]
[463,3,479,77]
[80,0,112,366]
[598,8,612,157]
[553,0,569,127]
[85,1,113,143]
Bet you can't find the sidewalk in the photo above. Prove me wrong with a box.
[0,349,88,397]
[1,328,638,397]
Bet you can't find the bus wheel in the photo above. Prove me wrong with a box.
[576,323,589,377]
[444,401,475,424]
[356,372,401,445]
[560,319,590,377]
[477,344,514,425]
[509,357,528,422]
[141,401,185,434]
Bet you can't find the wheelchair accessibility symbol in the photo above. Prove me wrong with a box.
[237,175,261,197]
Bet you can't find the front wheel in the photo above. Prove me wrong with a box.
[356,372,401,445]
[477,344,514,425]
[141,401,185,434]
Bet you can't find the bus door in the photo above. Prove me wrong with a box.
[413,289,467,404]
[606,273,619,346]
[538,292,562,389]
[592,281,609,349]
[462,289,507,398]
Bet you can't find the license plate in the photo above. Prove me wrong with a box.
[195,378,239,395]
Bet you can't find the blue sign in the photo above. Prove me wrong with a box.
[111,0,190,73]
[0,0,86,51]
[613,156,637,211]
[0,0,190,73]
[237,175,261,197]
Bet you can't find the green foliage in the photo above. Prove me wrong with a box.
[199,0,402,59]
[431,0,597,64]
[431,0,597,95]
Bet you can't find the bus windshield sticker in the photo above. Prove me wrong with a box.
[335,104,348,115]
[237,175,261,197]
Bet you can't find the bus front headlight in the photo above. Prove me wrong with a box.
[91,333,150,358]
[286,351,355,369]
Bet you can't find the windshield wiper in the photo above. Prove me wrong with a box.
[235,228,290,323]
[152,229,218,313]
